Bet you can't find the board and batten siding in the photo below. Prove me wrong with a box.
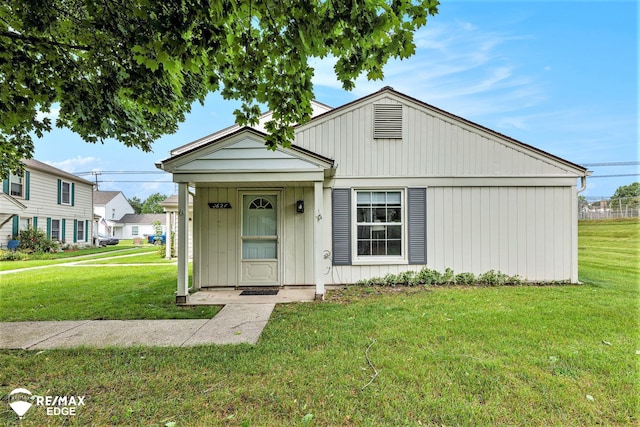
[326,185,574,284]
[295,95,580,179]
[426,186,573,281]
[0,166,93,247]
[194,186,315,288]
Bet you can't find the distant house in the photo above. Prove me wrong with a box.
[158,87,589,303]
[0,159,94,248]
[116,213,166,240]
[93,191,135,237]
[160,194,193,259]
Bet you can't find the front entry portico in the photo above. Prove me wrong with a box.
[158,128,334,303]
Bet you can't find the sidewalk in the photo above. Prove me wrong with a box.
[0,303,275,349]
[0,288,318,349]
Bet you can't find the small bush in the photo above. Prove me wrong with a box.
[354,267,533,288]
[17,227,58,253]
[0,250,29,261]
[417,267,442,285]
[454,272,476,285]
[477,270,510,286]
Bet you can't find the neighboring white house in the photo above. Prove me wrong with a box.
[157,87,589,303]
[1,159,94,248]
[116,213,166,240]
[93,191,135,237]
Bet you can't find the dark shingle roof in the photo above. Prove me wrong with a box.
[23,159,94,186]
[93,191,123,205]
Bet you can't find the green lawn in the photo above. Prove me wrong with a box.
[0,245,156,271]
[0,219,637,426]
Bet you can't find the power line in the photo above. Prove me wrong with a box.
[581,161,639,167]
[589,174,639,178]
[98,180,173,183]
[75,170,166,175]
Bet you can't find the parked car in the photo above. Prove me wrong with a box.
[97,234,119,247]
[147,234,166,245]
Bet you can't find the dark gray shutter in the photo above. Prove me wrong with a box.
[408,188,427,264]
[332,188,351,265]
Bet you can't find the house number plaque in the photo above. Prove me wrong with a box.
[208,202,232,209]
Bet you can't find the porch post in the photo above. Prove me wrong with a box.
[314,180,325,300]
[165,211,172,259]
[176,183,189,304]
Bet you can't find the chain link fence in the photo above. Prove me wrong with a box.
[579,196,640,220]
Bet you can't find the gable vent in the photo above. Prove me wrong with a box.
[373,104,403,139]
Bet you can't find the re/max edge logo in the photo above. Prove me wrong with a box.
[8,388,86,419]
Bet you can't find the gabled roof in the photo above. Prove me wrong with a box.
[23,159,94,185]
[160,194,193,207]
[158,127,335,171]
[117,213,166,225]
[299,86,588,174]
[93,191,125,205]
[169,100,334,156]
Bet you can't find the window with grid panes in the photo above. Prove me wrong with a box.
[356,191,402,256]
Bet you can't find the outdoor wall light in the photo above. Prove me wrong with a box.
[296,200,304,213]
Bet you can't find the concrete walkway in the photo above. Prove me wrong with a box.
[0,288,319,349]
[0,303,275,349]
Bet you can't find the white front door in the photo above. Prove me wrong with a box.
[240,193,280,286]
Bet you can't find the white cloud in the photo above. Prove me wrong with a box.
[45,156,99,173]
[310,20,542,121]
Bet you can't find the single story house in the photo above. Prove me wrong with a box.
[157,87,589,303]
[1,159,94,248]
[116,213,166,240]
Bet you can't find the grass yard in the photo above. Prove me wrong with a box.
[0,265,218,321]
[0,245,156,271]
[0,219,638,425]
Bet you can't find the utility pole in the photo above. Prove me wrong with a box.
[91,171,101,190]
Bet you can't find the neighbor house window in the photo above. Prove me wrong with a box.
[132,226,139,236]
[9,173,23,197]
[77,221,85,241]
[51,219,61,240]
[356,191,403,256]
[19,217,31,231]
[61,181,71,205]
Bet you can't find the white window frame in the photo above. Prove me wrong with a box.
[61,180,71,205]
[9,173,24,198]
[19,217,31,231]
[132,225,139,236]
[77,221,85,242]
[352,189,407,265]
[51,219,61,240]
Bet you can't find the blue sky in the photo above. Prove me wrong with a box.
[33,0,638,201]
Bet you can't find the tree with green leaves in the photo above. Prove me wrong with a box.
[128,196,143,214]
[610,182,640,210]
[0,0,439,178]
[141,193,168,214]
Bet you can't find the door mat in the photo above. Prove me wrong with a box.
[240,289,279,296]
